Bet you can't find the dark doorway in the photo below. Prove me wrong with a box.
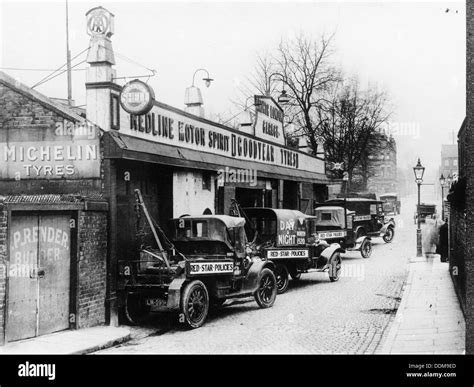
[283,181,298,209]
[116,161,173,261]
[235,187,264,208]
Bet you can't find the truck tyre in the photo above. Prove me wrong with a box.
[275,263,290,294]
[124,293,150,325]
[254,268,277,308]
[288,264,301,280]
[360,239,372,259]
[356,228,366,239]
[383,226,395,243]
[328,252,342,282]
[180,280,209,329]
[290,271,301,280]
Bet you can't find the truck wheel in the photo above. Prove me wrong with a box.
[356,228,366,239]
[180,280,209,329]
[328,252,342,282]
[275,264,289,294]
[360,239,372,259]
[290,271,301,280]
[383,226,395,243]
[124,293,150,325]
[254,268,277,308]
[288,265,301,280]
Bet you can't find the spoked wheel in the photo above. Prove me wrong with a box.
[360,239,372,259]
[254,268,277,308]
[274,264,289,294]
[180,280,209,329]
[328,252,342,282]
[123,293,150,325]
[383,227,395,243]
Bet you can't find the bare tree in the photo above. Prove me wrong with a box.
[231,52,278,112]
[315,78,391,187]
[273,33,340,152]
[233,34,339,147]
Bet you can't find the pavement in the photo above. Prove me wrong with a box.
[379,255,465,354]
[0,326,130,355]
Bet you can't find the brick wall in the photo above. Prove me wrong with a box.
[77,210,107,328]
[449,206,466,311]
[0,205,7,345]
[0,81,102,195]
[465,0,474,354]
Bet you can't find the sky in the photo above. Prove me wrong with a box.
[0,0,466,184]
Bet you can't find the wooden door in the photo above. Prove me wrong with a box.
[37,215,71,336]
[7,213,71,342]
[6,214,39,341]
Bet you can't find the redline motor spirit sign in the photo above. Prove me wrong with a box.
[118,101,325,174]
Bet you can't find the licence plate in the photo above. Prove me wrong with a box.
[318,231,346,239]
[146,298,166,307]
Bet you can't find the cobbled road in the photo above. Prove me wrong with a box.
[97,196,420,354]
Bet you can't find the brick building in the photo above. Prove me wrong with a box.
[440,143,459,181]
[0,6,333,343]
[0,71,108,344]
[351,131,398,196]
[448,3,474,354]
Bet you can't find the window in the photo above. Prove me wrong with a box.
[444,159,450,167]
[202,172,212,191]
[177,219,192,238]
[193,221,208,237]
[322,213,332,221]
[453,159,458,167]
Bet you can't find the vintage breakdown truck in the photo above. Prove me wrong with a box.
[414,203,437,224]
[243,207,344,294]
[118,190,278,328]
[321,198,396,243]
[312,206,373,259]
[379,193,401,215]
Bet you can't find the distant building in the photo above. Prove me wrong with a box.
[351,132,398,196]
[440,143,459,185]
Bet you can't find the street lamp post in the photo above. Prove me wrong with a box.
[184,68,214,117]
[413,158,425,257]
[267,73,291,104]
[439,174,446,220]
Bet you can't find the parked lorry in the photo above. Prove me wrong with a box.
[379,193,401,215]
[414,203,437,224]
[320,198,396,243]
[243,207,344,294]
[118,190,278,329]
[313,206,373,258]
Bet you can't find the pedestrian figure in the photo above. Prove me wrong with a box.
[436,219,449,262]
[422,216,441,257]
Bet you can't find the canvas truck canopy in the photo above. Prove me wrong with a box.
[170,215,246,245]
[322,198,383,216]
[380,193,398,201]
[314,206,355,228]
[243,207,312,247]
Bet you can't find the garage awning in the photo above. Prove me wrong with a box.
[103,131,332,184]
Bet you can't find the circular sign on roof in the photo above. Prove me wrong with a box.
[119,80,155,116]
[86,7,114,38]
